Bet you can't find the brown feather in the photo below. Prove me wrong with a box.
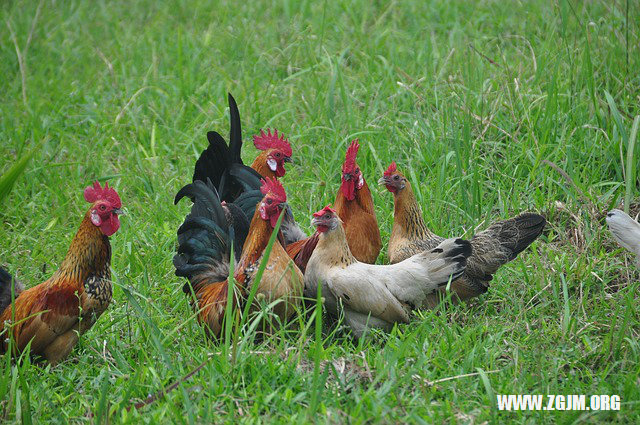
[285,232,320,273]
[251,150,278,179]
[333,178,381,264]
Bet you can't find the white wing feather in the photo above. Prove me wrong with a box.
[305,238,468,334]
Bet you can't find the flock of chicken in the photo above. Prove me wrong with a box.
[0,93,636,364]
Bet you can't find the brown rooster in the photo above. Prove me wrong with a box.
[304,205,471,337]
[175,177,303,338]
[0,182,122,364]
[287,139,381,272]
[379,162,545,307]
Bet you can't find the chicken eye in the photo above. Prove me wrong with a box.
[275,152,281,158]
[99,205,107,211]
[267,199,273,205]
[324,214,330,219]
[393,175,399,181]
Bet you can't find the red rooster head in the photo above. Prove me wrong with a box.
[340,139,364,201]
[378,161,407,194]
[311,205,339,234]
[84,181,123,236]
[253,129,292,177]
[259,177,288,228]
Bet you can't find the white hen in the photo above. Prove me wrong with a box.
[304,205,472,337]
[606,209,640,267]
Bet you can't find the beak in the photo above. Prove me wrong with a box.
[284,156,293,164]
[114,208,125,215]
[377,177,388,186]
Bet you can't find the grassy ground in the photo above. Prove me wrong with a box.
[1,0,639,422]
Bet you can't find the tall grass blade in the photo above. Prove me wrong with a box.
[624,116,639,213]
[0,141,43,205]
[604,91,629,147]
[309,282,324,416]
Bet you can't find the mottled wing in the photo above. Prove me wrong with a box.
[0,281,80,355]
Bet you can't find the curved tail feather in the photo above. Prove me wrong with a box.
[174,181,234,293]
[468,212,545,281]
[228,93,242,165]
[191,94,262,202]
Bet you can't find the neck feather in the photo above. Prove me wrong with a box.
[237,208,275,271]
[251,151,277,179]
[57,210,112,284]
[316,224,357,266]
[393,184,432,239]
[335,179,376,216]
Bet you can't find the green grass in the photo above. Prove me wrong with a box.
[1,0,639,422]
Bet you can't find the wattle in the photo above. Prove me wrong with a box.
[341,181,355,201]
[269,214,280,229]
[100,214,121,236]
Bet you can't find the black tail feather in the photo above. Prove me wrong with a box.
[228,93,242,165]
[192,131,230,191]
[0,267,23,312]
[174,181,234,292]
[190,94,262,202]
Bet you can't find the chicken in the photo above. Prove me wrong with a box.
[174,177,303,338]
[286,139,381,272]
[379,162,546,307]
[606,209,640,267]
[304,205,471,337]
[191,93,304,245]
[0,182,123,364]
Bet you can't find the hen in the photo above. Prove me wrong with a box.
[304,205,471,337]
[192,93,304,245]
[0,182,122,364]
[606,209,640,267]
[379,162,545,307]
[287,139,381,272]
[174,177,303,338]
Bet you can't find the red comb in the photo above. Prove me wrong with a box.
[383,161,397,177]
[260,177,287,203]
[253,129,292,157]
[313,204,337,218]
[83,181,121,208]
[342,139,360,173]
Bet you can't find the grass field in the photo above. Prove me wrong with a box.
[1,0,639,422]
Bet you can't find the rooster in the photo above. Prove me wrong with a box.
[304,205,471,337]
[0,182,122,364]
[174,177,303,338]
[379,162,545,307]
[606,209,640,267]
[286,139,381,272]
[192,93,304,245]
